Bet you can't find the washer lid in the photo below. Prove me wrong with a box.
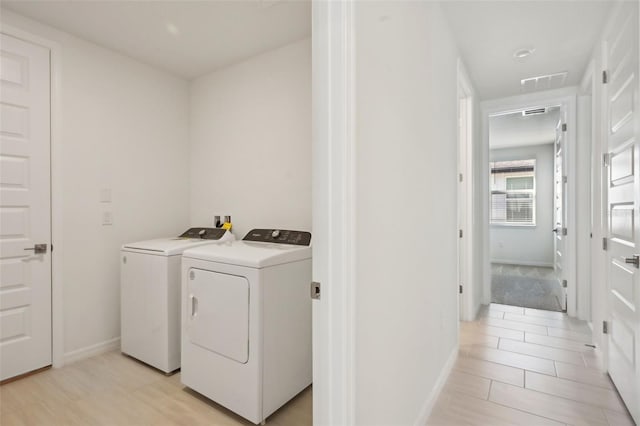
[121,232,234,256]
[182,240,311,268]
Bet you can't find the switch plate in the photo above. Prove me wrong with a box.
[102,211,113,225]
[100,188,111,203]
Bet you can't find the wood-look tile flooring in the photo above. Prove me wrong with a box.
[427,304,635,426]
[0,351,311,426]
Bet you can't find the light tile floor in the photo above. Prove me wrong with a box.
[0,351,311,426]
[427,303,635,426]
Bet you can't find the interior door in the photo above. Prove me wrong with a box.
[553,117,568,311]
[0,33,51,381]
[603,2,640,423]
[458,96,467,319]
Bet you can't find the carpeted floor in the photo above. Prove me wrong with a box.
[491,264,564,312]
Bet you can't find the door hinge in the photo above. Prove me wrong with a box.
[459,173,463,182]
[603,321,608,334]
[602,237,608,250]
[562,227,568,236]
[459,285,463,294]
[311,281,321,300]
[603,152,610,167]
[562,175,568,184]
[561,123,567,132]
[51,244,53,252]
[602,70,608,84]
[459,229,463,238]
[562,279,568,288]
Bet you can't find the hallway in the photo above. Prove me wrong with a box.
[427,304,634,426]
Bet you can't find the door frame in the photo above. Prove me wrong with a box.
[457,59,475,321]
[311,0,356,424]
[1,25,64,368]
[481,89,578,316]
[578,60,595,322]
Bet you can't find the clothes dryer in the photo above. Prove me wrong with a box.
[180,229,311,424]
[120,227,234,373]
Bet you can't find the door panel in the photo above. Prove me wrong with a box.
[0,33,51,381]
[187,268,249,364]
[604,2,640,423]
[554,118,568,310]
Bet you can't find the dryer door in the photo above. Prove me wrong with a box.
[187,269,250,364]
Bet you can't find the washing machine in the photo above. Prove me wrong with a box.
[120,227,234,373]
[180,228,312,425]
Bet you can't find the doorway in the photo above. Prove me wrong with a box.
[482,94,578,316]
[488,106,564,311]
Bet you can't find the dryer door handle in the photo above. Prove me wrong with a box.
[190,295,198,317]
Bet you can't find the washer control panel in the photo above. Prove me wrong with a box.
[243,229,311,246]
[179,227,228,240]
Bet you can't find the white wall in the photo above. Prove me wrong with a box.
[1,11,191,359]
[490,143,555,267]
[354,2,459,423]
[189,39,311,239]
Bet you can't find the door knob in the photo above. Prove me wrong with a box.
[624,254,640,268]
[24,244,47,254]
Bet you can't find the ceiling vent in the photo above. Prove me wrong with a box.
[522,107,547,116]
[521,71,568,92]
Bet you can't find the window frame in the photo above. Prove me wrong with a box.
[490,160,537,227]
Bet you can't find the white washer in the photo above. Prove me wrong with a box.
[120,227,234,373]
[181,228,312,425]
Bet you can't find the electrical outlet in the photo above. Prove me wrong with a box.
[102,211,113,226]
[213,214,231,227]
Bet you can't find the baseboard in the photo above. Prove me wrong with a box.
[414,345,458,425]
[63,337,120,366]
[491,259,554,268]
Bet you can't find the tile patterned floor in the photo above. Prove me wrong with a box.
[427,303,636,426]
[0,351,311,426]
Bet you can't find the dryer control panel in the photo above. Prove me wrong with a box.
[179,227,228,240]
[243,229,311,246]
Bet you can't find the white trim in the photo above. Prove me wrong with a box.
[491,259,554,268]
[0,25,64,369]
[481,89,578,316]
[413,347,458,426]
[576,60,594,321]
[457,59,476,321]
[312,1,356,424]
[63,338,120,366]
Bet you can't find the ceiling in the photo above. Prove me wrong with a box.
[2,0,311,79]
[3,1,612,94]
[490,107,560,149]
[441,1,613,100]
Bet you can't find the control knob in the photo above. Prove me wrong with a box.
[272,230,280,239]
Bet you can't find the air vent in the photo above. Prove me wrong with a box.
[522,107,547,116]
[521,71,568,92]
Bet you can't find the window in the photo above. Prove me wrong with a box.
[490,159,536,225]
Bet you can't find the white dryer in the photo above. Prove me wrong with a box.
[120,227,234,373]
[181,229,312,425]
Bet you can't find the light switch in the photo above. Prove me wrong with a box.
[100,188,112,203]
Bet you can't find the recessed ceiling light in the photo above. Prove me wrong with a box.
[513,48,535,59]
[166,23,180,36]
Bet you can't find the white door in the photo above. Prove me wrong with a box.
[457,97,467,319]
[553,117,568,311]
[603,2,640,423]
[0,33,51,381]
